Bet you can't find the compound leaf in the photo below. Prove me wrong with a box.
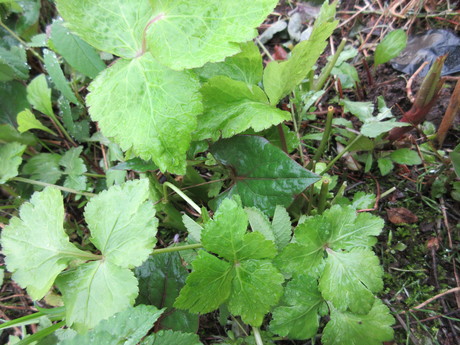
[56,0,152,59]
[146,0,278,70]
[322,299,395,345]
[319,248,383,314]
[1,187,89,300]
[85,179,158,268]
[197,41,263,85]
[59,305,164,345]
[0,142,26,184]
[59,146,87,191]
[174,250,234,314]
[211,136,319,216]
[194,76,290,141]
[22,153,62,185]
[86,53,202,174]
[56,260,138,330]
[270,275,323,340]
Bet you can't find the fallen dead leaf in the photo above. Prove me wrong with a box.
[386,207,419,224]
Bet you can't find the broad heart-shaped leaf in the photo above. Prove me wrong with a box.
[322,299,395,345]
[193,76,290,141]
[56,0,152,59]
[175,198,284,326]
[0,142,26,184]
[58,305,164,345]
[196,41,263,85]
[275,205,383,277]
[1,187,90,300]
[135,253,198,333]
[85,179,158,268]
[270,274,323,340]
[141,330,203,345]
[86,53,202,174]
[146,0,278,70]
[56,260,138,330]
[319,248,383,314]
[263,1,338,104]
[210,136,320,216]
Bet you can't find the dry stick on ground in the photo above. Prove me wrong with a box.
[406,61,429,103]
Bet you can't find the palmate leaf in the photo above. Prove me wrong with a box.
[59,146,87,191]
[211,136,320,216]
[86,53,202,174]
[319,248,383,314]
[0,142,26,184]
[175,198,284,326]
[276,205,383,277]
[1,187,90,300]
[56,261,139,331]
[58,305,164,345]
[322,299,395,345]
[193,76,290,141]
[85,179,158,268]
[270,275,323,340]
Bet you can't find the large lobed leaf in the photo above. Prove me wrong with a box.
[1,187,89,300]
[86,53,202,174]
[175,198,284,326]
[211,136,320,216]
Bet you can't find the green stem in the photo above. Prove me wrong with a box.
[84,172,106,178]
[46,111,76,146]
[255,37,275,61]
[17,321,66,345]
[0,20,45,63]
[380,187,396,199]
[314,38,347,92]
[152,243,203,255]
[253,327,264,345]
[289,99,306,166]
[163,182,201,214]
[12,177,96,197]
[320,134,363,176]
[317,178,330,214]
[311,106,335,164]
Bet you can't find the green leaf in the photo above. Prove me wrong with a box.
[1,187,89,300]
[17,109,57,136]
[390,148,422,165]
[341,100,373,122]
[49,21,106,79]
[374,29,407,66]
[0,142,26,184]
[377,157,393,176]
[86,53,202,174]
[59,305,164,345]
[59,146,87,191]
[194,76,290,141]
[174,250,234,313]
[43,49,79,104]
[0,81,30,126]
[210,136,320,216]
[141,330,202,345]
[228,259,283,326]
[22,153,62,185]
[0,45,29,81]
[27,74,53,117]
[56,0,152,59]
[56,260,138,330]
[84,179,158,267]
[451,144,460,177]
[361,121,409,138]
[322,299,394,345]
[276,205,383,277]
[0,124,37,146]
[135,253,198,332]
[196,41,263,85]
[145,0,278,70]
[270,275,323,340]
[110,158,158,173]
[263,4,338,104]
[319,248,383,314]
